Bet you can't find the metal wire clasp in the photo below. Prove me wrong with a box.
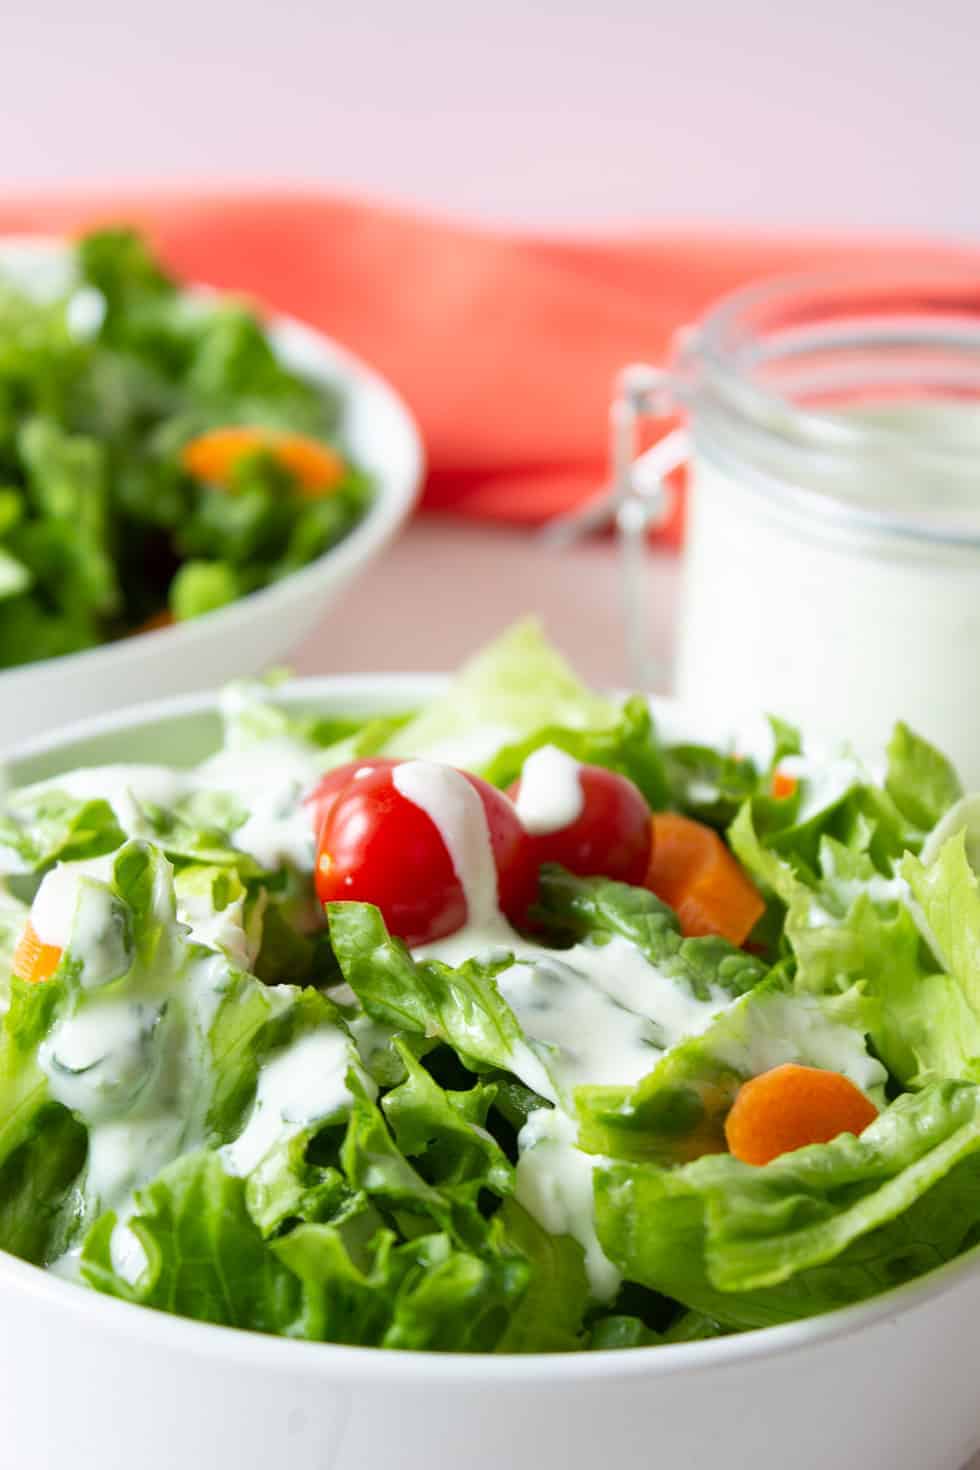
[543,362,689,692]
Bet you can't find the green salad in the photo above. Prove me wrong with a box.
[1,621,979,1352]
[0,228,372,670]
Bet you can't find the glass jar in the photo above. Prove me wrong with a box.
[651,268,980,785]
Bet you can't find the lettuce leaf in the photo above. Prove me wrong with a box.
[380,1040,513,1205]
[0,975,81,1259]
[81,1151,308,1333]
[577,973,885,1165]
[595,1080,980,1329]
[885,722,963,834]
[0,1102,87,1264]
[731,805,955,1085]
[491,1200,588,1353]
[278,1221,530,1352]
[588,1309,727,1350]
[0,791,124,874]
[0,881,27,994]
[82,1138,538,1348]
[327,901,546,1085]
[482,695,667,808]
[533,867,768,1001]
[383,620,621,770]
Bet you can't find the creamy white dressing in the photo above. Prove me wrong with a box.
[779,752,868,827]
[496,942,724,1104]
[676,429,980,789]
[712,991,887,1098]
[403,760,733,1298]
[41,989,185,1217]
[177,881,265,971]
[393,761,505,935]
[16,734,326,883]
[194,739,323,871]
[516,1107,621,1302]
[31,855,118,948]
[39,764,188,840]
[40,999,163,1117]
[514,746,583,835]
[34,855,221,1228]
[221,1026,359,1176]
[3,699,899,1306]
[109,1221,149,1286]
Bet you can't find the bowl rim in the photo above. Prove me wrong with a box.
[4,670,980,1383]
[0,235,425,694]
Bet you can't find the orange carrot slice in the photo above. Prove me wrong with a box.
[724,1063,879,1166]
[645,812,764,947]
[771,770,798,800]
[129,609,175,638]
[180,428,346,498]
[11,922,62,985]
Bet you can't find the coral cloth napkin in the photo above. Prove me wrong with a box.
[0,191,974,542]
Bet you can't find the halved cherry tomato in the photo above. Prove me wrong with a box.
[305,758,402,843]
[315,764,536,946]
[508,762,652,885]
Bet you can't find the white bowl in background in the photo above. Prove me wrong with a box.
[0,238,424,751]
[3,676,980,1470]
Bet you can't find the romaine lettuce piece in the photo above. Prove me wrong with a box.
[533,867,768,1001]
[492,1200,588,1353]
[733,804,980,1087]
[0,1102,87,1265]
[0,790,124,874]
[327,900,546,1085]
[81,1151,309,1334]
[383,620,622,771]
[482,695,668,808]
[0,881,27,994]
[885,722,963,834]
[278,1218,530,1351]
[577,973,885,1165]
[595,1080,980,1328]
[81,1115,558,1349]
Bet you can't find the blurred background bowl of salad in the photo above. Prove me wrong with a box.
[0,232,423,750]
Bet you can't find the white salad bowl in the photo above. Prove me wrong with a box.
[3,676,980,1470]
[0,239,424,751]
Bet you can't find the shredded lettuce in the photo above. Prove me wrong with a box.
[595,1081,980,1328]
[0,226,372,670]
[2,624,980,1354]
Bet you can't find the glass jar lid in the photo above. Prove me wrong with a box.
[676,266,980,548]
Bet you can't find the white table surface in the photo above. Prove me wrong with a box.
[291,514,681,691]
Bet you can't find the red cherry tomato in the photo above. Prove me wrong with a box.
[508,761,652,885]
[304,758,401,841]
[315,763,536,946]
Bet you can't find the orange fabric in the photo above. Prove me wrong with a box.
[0,191,976,542]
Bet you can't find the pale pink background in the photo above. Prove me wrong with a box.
[3,6,980,1466]
[2,0,979,235]
[6,0,975,683]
